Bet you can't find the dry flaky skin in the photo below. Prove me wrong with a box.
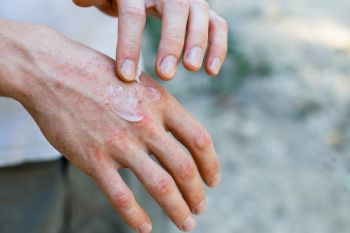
[0,21,221,233]
[105,72,161,122]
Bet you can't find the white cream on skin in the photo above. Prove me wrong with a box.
[105,70,160,122]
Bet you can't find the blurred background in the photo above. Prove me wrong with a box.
[2,0,349,232]
[142,0,350,232]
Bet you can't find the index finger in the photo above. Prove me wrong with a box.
[116,0,146,82]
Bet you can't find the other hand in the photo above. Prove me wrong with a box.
[73,0,228,81]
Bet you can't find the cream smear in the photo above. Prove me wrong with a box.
[105,70,160,122]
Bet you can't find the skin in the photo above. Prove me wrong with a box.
[0,20,221,233]
[72,0,229,81]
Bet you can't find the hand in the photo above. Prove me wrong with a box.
[73,0,228,81]
[2,22,221,233]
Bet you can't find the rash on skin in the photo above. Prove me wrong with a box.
[104,71,161,123]
[52,57,160,123]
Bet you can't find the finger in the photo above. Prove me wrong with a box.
[145,130,206,215]
[155,0,190,80]
[182,0,209,71]
[124,149,197,232]
[116,0,146,82]
[93,161,152,233]
[205,10,228,76]
[163,101,221,187]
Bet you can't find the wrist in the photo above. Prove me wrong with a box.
[0,21,22,98]
[0,20,35,100]
[0,20,58,105]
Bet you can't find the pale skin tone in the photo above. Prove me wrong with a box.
[0,20,220,233]
[73,0,229,81]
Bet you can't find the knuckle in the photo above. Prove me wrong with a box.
[214,160,221,174]
[89,146,106,163]
[197,27,209,35]
[157,88,170,104]
[171,0,190,10]
[201,0,210,9]
[112,190,133,208]
[154,89,172,108]
[82,165,95,177]
[161,36,185,55]
[120,6,145,19]
[193,186,205,201]
[217,16,228,29]
[194,0,209,10]
[141,121,163,140]
[178,157,197,179]
[207,159,220,176]
[121,39,139,49]
[154,175,174,197]
[194,127,212,151]
[164,32,185,46]
[209,39,227,59]
[214,157,221,171]
[119,40,140,57]
[125,213,142,228]
[193,28,209,43]
[106,130,132,152]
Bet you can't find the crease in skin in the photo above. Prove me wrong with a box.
[105,70,160,122]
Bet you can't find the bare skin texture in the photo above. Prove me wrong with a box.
[73,0,229,82]
[0,20,221,233]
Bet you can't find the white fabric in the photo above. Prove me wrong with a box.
[0,0,118,167]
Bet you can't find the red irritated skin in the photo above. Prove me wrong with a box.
[0,20,221,233]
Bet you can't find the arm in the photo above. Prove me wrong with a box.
[0,20,220,233]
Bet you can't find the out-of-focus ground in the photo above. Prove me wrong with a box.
[143,0,350,232]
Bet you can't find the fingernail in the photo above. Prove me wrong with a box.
[121,59,136,81]
[137,222,152,233]
[182,216,196,232]
[193,200,207,215]
[209,57,222,75]
[160,55,177,79]
[210,173,221,187]
[187,46,203,68]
